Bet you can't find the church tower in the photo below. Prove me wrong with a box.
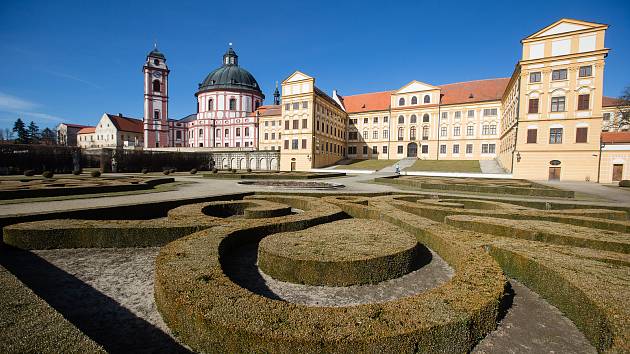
[273,81,280,105]
[143,45,170,148]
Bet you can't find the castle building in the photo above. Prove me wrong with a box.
[80,18,624,181]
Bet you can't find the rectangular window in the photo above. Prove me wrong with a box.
[292,139,299,149]
[453,126,460,136]
[549,128,563,144]
[397,146,403,154]
[292,120,299,129]
[383,116,389,123]
[302,139,307,149]
[579,66,592,77]
[373,117,378,123]
[264,121,269,126]
[285,120,289,129]
[454,111,461,119]
[466,126,474,136]
[440,126,447,137]
[527,129,538,143]
[176,131,181,139]
[489,144,495,154]
[482,144,489,154]
[363,131,368,139]
[576,127,588,143]
[528,98,539,113]
[483,108,498,116]
[530,72,541,83]
[373,131,378,139]
[154,110,160,120]
[383,146,388,154]
[551,97,566,112]
[302,101,308,109]
[440,144,446,154]
[292,102,299,110]
[383,130,388,139]
[302,119,308,128]
[577,94,590,110]
[372,146,378,154]
[441,112,448,120]
[264,133,268,140]
[348,146,356,154]
[284,103,290,111]
[453,144,460,154]
[349,132,358,140]
[490,125,497,135]
[271,133,275,139]
[363,145,368,155]
[482,125,490,135]
[466,144,473,154]
[421,145,429,154]
[552,69,568,81]
[284,140,289,149]
[363,118,369,124]
[467,110,475,118]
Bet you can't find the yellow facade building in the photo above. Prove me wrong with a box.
[257,18,628,182]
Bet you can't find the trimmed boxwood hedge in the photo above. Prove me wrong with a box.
[154,195,506,353]
[0,265,105,353]
[168,199,293,220]
[258,219,423,286]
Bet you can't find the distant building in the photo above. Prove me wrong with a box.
[79,113,143,148]
[56,123,90,146]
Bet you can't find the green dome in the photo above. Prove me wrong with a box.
[197,48,263,96]
[148,47,165,59]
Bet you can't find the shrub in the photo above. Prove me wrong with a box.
[24,170,35,176]
[163,170,171,175]
[619,180,630,187]
[141,168,149,174]
[190,168,198,175]
[170,168,177,174]
[212,168,218,174]
[72,169,82,175]
[247,168,252,173]
[42,171,54,178]
[90,170,101,178]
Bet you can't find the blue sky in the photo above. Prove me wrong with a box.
[0,0,629,130]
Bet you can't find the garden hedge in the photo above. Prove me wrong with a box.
[202,171,346,179]
[258,219,423,286]
[154,195,506,353]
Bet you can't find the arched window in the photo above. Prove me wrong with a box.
[423,114,430,122]
[398,97,405,106]
[424,95,430,103]
[199,128,203,137]
[153,80,161,92]
[410,114,417,123]
[229,98,237,111]
[216,129,221,137]
[398,115,405,124]
[411,96,418,105]
[410,127,416,139]
[236,128,241,137]
[208,98,214,110]
[398,127,404,139]
[225,129,229,137]
[245,127,250,136]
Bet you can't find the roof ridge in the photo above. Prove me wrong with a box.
[438,77,510,87]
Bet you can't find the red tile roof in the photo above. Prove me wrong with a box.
[602,96,627,107]
[78,127,95,134]
[439,78,510,105]
[107,114,143,133]
[601,131,630,144]
[343,91,392,113]
[255,105,281,117]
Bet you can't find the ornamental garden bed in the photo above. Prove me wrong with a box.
[0,176,175,200]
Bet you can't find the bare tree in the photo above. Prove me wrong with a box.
[612,86,630,131]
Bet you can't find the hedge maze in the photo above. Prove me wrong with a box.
[375,176,575,198]
[0,176,175,200]
[1,190,629,352]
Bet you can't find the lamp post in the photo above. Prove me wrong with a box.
[597,142,605,183]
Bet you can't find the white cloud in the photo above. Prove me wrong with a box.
[0,92,38,111]
[43,70,102,89]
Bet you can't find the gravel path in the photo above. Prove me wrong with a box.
[0,246,596,353]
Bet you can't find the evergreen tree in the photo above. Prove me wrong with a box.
[27,121,40,144]
[41,127,57,145]
[12,118,28,144]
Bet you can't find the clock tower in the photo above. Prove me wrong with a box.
[143,45,170,148]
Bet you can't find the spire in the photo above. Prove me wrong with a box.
[273,81,280,105]
[223,44,238,66]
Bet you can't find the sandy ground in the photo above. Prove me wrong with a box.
[1,245,595,353]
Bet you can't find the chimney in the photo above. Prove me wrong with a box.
[118,113,123,117]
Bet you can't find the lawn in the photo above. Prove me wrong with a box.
[334,159,399,171]
[405,160,481,173]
